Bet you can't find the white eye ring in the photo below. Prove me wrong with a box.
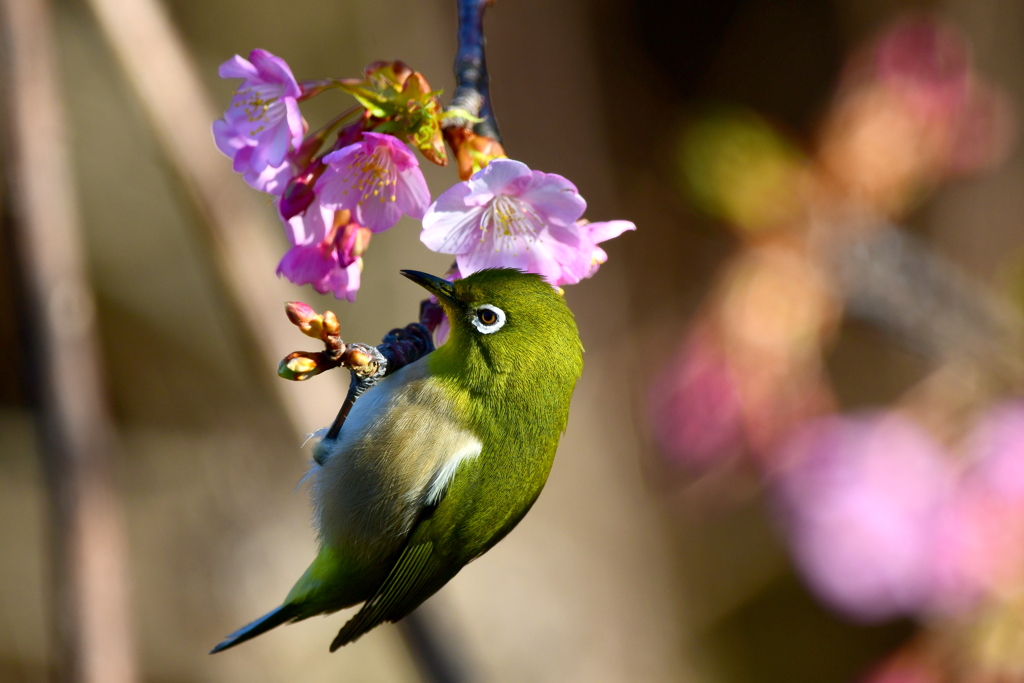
[470,304,506,334]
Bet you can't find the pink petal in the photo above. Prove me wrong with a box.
[353,191,403,233]
[285,97,304,150]
[316,150,360,210]
[362,132,418,169]
[218,54,258,80]
[395,166,431,219]
[543,238,593,286]
[519,170,586,226]
[465,158,532,206]
[277,244,333,285]
[543,220,582,249]
[212,119,248,157]
[248,49,301,98]
[244,160,293,195]
[456,233,559,281]
[281,200,330,246]
[323,260,361,302]
[232,144,255,173]
[585,220,636,243]
[321,141,362,167]
[262,126,290,169]
[420,184,486,254]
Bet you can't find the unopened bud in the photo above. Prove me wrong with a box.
[278,352,326,381]
[287,356,318,374]
[347,348,372,368]
[285,301,326,339]
[280,164,327,220]
[417,128,449,166]
[285,301,317,325]
[322,311,340,338]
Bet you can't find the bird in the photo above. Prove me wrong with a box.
[211,267,584,653]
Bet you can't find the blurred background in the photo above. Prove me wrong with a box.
[2,0,1024,681]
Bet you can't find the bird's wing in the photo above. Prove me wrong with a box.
[328,511,457,650]
[312,358,480,557]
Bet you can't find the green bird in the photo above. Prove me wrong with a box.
[211,268,583,653]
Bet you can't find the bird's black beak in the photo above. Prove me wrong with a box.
[400,270,457,306]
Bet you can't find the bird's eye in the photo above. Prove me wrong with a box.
[471,304,506,334]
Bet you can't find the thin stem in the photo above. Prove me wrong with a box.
[450,0,500,142]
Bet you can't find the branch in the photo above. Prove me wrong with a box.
[834,225,1024,384]
[448,0,501,142]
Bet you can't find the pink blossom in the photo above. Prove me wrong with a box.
[213,49,304,188]
[648,329,745,470]
[932,402,1024,610]
[420,159,634,286]
[276,199,369,301]
[773,413,953,622]
[315,133,430,233]
[567,220,636,284]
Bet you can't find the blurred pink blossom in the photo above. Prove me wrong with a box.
[316,132,430,233]
[860,649,942,683]
[774,414,953,622]
[648,328,745,470]
[213,49,304,189]
[421,159,633,286]
[932,402,1024,610]
[873,16,970,121]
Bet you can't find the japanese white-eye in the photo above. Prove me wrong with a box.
[211,267,583,652]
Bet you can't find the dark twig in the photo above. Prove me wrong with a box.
[449,0,500,142]
[323,323,434,441]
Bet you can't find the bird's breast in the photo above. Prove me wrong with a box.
[308,359,480,560]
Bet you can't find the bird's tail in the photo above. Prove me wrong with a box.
[210,603,302,654]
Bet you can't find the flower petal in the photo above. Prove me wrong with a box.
[281,200,330,246]
[353,190,403,233]
[218,54,258,80]
[421,183,486,254]
[362,132,418,170]
[585,219,636,243]
[212,118,248,157]
[285,97,305,150]
[248,49,301,98]
[395,165,431,219]
[465,158,532,206]
[519,170,586,227]
[277,244,333,285]
[245,159,293,195]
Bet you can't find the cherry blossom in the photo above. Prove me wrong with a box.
[420,159,633,286]
[213,49,304,188]
[315,132,430,233]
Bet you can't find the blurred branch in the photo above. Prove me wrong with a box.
[0,0,137,681]
[448,0,501,142]
[835,225,1024,384]
[83,0,471,679]
[83,0,348,435]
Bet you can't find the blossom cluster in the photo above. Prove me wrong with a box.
[774,407,1024,623]
[213,50,633,302]
[648,16,1024,679]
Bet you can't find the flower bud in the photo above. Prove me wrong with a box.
[279,164,327,220]
[285,301,317,325]
[278,351,326,381]
[321,311,340,338]
[285,301,327,339]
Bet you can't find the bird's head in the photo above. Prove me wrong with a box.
[401,268,583,390]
